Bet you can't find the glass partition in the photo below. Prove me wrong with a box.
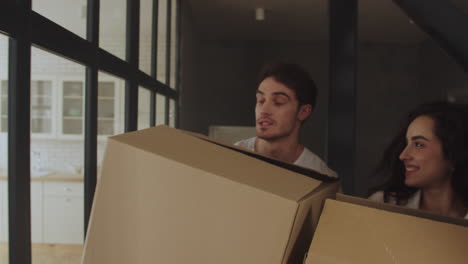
[138,87,151,130]
[0,33,9,263]
[31,46,85,263]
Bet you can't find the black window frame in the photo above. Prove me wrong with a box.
[0,0,180,263]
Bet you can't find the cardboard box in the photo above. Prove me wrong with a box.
[82,125,339,264]
[305,194,468,264]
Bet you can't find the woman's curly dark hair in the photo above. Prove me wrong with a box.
[371,101,468,207]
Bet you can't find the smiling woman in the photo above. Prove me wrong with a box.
[369,101,468,219]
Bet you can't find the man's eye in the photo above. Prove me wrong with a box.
[274,99,287,105]
[415,142,424,148]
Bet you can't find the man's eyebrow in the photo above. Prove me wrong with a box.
[272,92,291,99]
[411,135,429,141]
[256,90,291,99]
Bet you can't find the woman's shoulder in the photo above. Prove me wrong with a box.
[368,191,385,202]
[368,190,415,206]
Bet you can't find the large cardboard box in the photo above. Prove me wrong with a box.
[82,125,339,264]
[305,194,468,264]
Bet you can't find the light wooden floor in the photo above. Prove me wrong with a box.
[0,243,83,264]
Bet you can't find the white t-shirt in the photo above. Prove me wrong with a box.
[234,137,338,178]
[369,190,468,219]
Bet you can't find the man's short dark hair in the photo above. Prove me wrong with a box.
[258,62,317,108]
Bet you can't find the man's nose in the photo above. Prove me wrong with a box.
[259,100,273,114]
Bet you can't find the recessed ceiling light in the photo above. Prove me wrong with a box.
[255,8,265,21]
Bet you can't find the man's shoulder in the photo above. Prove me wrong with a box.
[296,147,338,177]
[234,137,256,151]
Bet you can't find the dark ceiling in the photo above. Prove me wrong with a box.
[186,0,467,43]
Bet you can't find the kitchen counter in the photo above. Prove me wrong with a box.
[0,172,83,182]
[0,243,83,264]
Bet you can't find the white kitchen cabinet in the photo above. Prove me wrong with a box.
[0,180,84,244]
[0,181,7,242]
[61,81,84,135]
[0,179,84,244]
[31,80,54,136]
[1,80,54,135]
[0,77,121,138]
[31,181,43,243]
[43,182,83,244]
[59,79,121,138]
[0,181,43,243]
[97,81,119,136]
[0,82,7,132]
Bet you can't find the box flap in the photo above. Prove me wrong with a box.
[306,198,468,264]
[283,182,340,264]
[336,194,468,227]
[110,125,323,201]
[184,130,338,183]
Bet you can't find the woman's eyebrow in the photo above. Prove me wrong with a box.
[411,135,429,141]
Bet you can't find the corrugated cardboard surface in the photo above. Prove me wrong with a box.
[306,198,468,264]
[83,126,337,264]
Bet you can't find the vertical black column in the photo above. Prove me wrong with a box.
[150,0,159,126]
[393,0,468,73]
[150,90,156,127]
[125,0,140,132]
[8,1,32,263]
[164,0,172,125]
[84,0,99,237]
[328,0,357,195]
[174,0,181,128]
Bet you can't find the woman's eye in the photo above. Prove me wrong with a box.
[415,142,424,148]
[257,99,265,104]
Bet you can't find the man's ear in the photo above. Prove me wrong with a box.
[298,104,312,121]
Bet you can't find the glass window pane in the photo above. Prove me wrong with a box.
[0,81,7,133]
[97,72,125,178]
[31,46,85,263]
[0,81,7,132]
[169,98,176,128]
[32,0,87,39]
[31,80,53,134]
[157,0,168,83]
[100,0,127,60]
[0,34,9,262]
[138,87,151,130]
[62,81,84,135]
[139,0,153,75]
[170,0,177,88]
[156,94,166,125]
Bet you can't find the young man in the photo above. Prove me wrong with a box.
[235,63,337,177]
